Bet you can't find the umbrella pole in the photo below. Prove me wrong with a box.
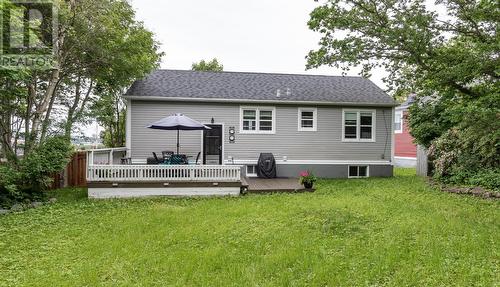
[177,129,180,154]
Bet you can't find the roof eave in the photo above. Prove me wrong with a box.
[122,95,398,107]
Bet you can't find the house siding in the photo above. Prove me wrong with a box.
[395,110,417,158]
[130,100,393,165]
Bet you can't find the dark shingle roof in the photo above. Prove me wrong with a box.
[125,70,396,106]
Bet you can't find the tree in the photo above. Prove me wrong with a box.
[0,0,162,161]
[0,70,29,162]
[192,58,224,72]
[307,0,499,188]
[91,90,126,148]
[50,0,162,140]
[307,0,498,98]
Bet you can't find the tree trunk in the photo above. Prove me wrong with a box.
[24,76,36,154]
[0,118,15,161]
[31,68,60,143]
[64,76,81,138]
[64,79,93,139]
[40,77,63,142]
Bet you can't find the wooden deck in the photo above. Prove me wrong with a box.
[86,164,243,198]
[242,177,314,193]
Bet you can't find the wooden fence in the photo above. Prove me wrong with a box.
[50,151,87,189]
[416,145,432,177]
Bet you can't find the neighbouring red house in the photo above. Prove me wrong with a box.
[394,96,417,167]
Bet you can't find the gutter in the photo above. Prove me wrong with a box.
[122,95,398,107]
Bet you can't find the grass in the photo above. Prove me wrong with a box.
[0,168,498,286]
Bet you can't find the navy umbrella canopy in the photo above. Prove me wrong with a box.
[147,113,211,154]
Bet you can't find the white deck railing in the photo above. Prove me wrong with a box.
[87,164,242,182]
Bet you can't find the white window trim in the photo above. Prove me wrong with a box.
[246,165,258,177]
[348,165,370,178]
[297,107,317,131]
[341,109,376,142]
[239,106,276,134]
[394,110,403,134]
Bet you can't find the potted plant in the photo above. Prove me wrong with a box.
[299,170,317,189]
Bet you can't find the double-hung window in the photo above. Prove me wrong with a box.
[394,110,403,133]
[298,108,317,131]
[342,109,375,141]
[240,107,275,133]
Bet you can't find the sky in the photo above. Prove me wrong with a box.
[85,0,391,138]
[128,0,388,87]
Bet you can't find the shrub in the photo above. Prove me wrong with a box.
[468,169,500,191]
[409,88,500,191]
[20,136,73,193]
[428,98,500,191]
[0,136,73,206]
[0,164,22,207]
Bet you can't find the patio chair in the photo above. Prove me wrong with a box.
[120,157,132,165]
[152,152,164,164]
[188,152,201,165]
[162,151,174,164]
[195,152,201,165]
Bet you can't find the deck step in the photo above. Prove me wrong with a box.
[244,177,314,193]
[241,176,250,188]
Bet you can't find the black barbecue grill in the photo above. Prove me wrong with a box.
[257,153,277,178]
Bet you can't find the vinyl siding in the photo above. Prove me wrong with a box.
[130,100,392,162]
[395,110,417,158]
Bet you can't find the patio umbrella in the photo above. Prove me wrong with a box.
[146,113,211,154]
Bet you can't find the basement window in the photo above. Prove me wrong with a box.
[348,165,369,178]
[246,165,258,177]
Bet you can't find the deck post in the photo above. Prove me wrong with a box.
[109,149,113,165]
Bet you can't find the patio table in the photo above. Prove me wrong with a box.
[163,154,190,165]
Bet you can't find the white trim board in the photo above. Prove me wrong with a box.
[225,159,393,165]
[132,159,393,166]
[394,156,417,160]
[126,99,132,157]
[391,107,396,163]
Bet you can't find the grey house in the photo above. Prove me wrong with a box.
[123,69,397,179]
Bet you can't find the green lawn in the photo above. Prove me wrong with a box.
[0,169,498,286]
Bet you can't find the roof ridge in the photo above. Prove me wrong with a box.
[154,69,365,79]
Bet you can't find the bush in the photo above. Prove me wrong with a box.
[428,97,500,191]
[468,169,500,191]
[409,88,499,192]
[20,136,73,193]
[0,165,22,207]
[0,136,73,207]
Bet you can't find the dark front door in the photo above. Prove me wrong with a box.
[203,124,222,164]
